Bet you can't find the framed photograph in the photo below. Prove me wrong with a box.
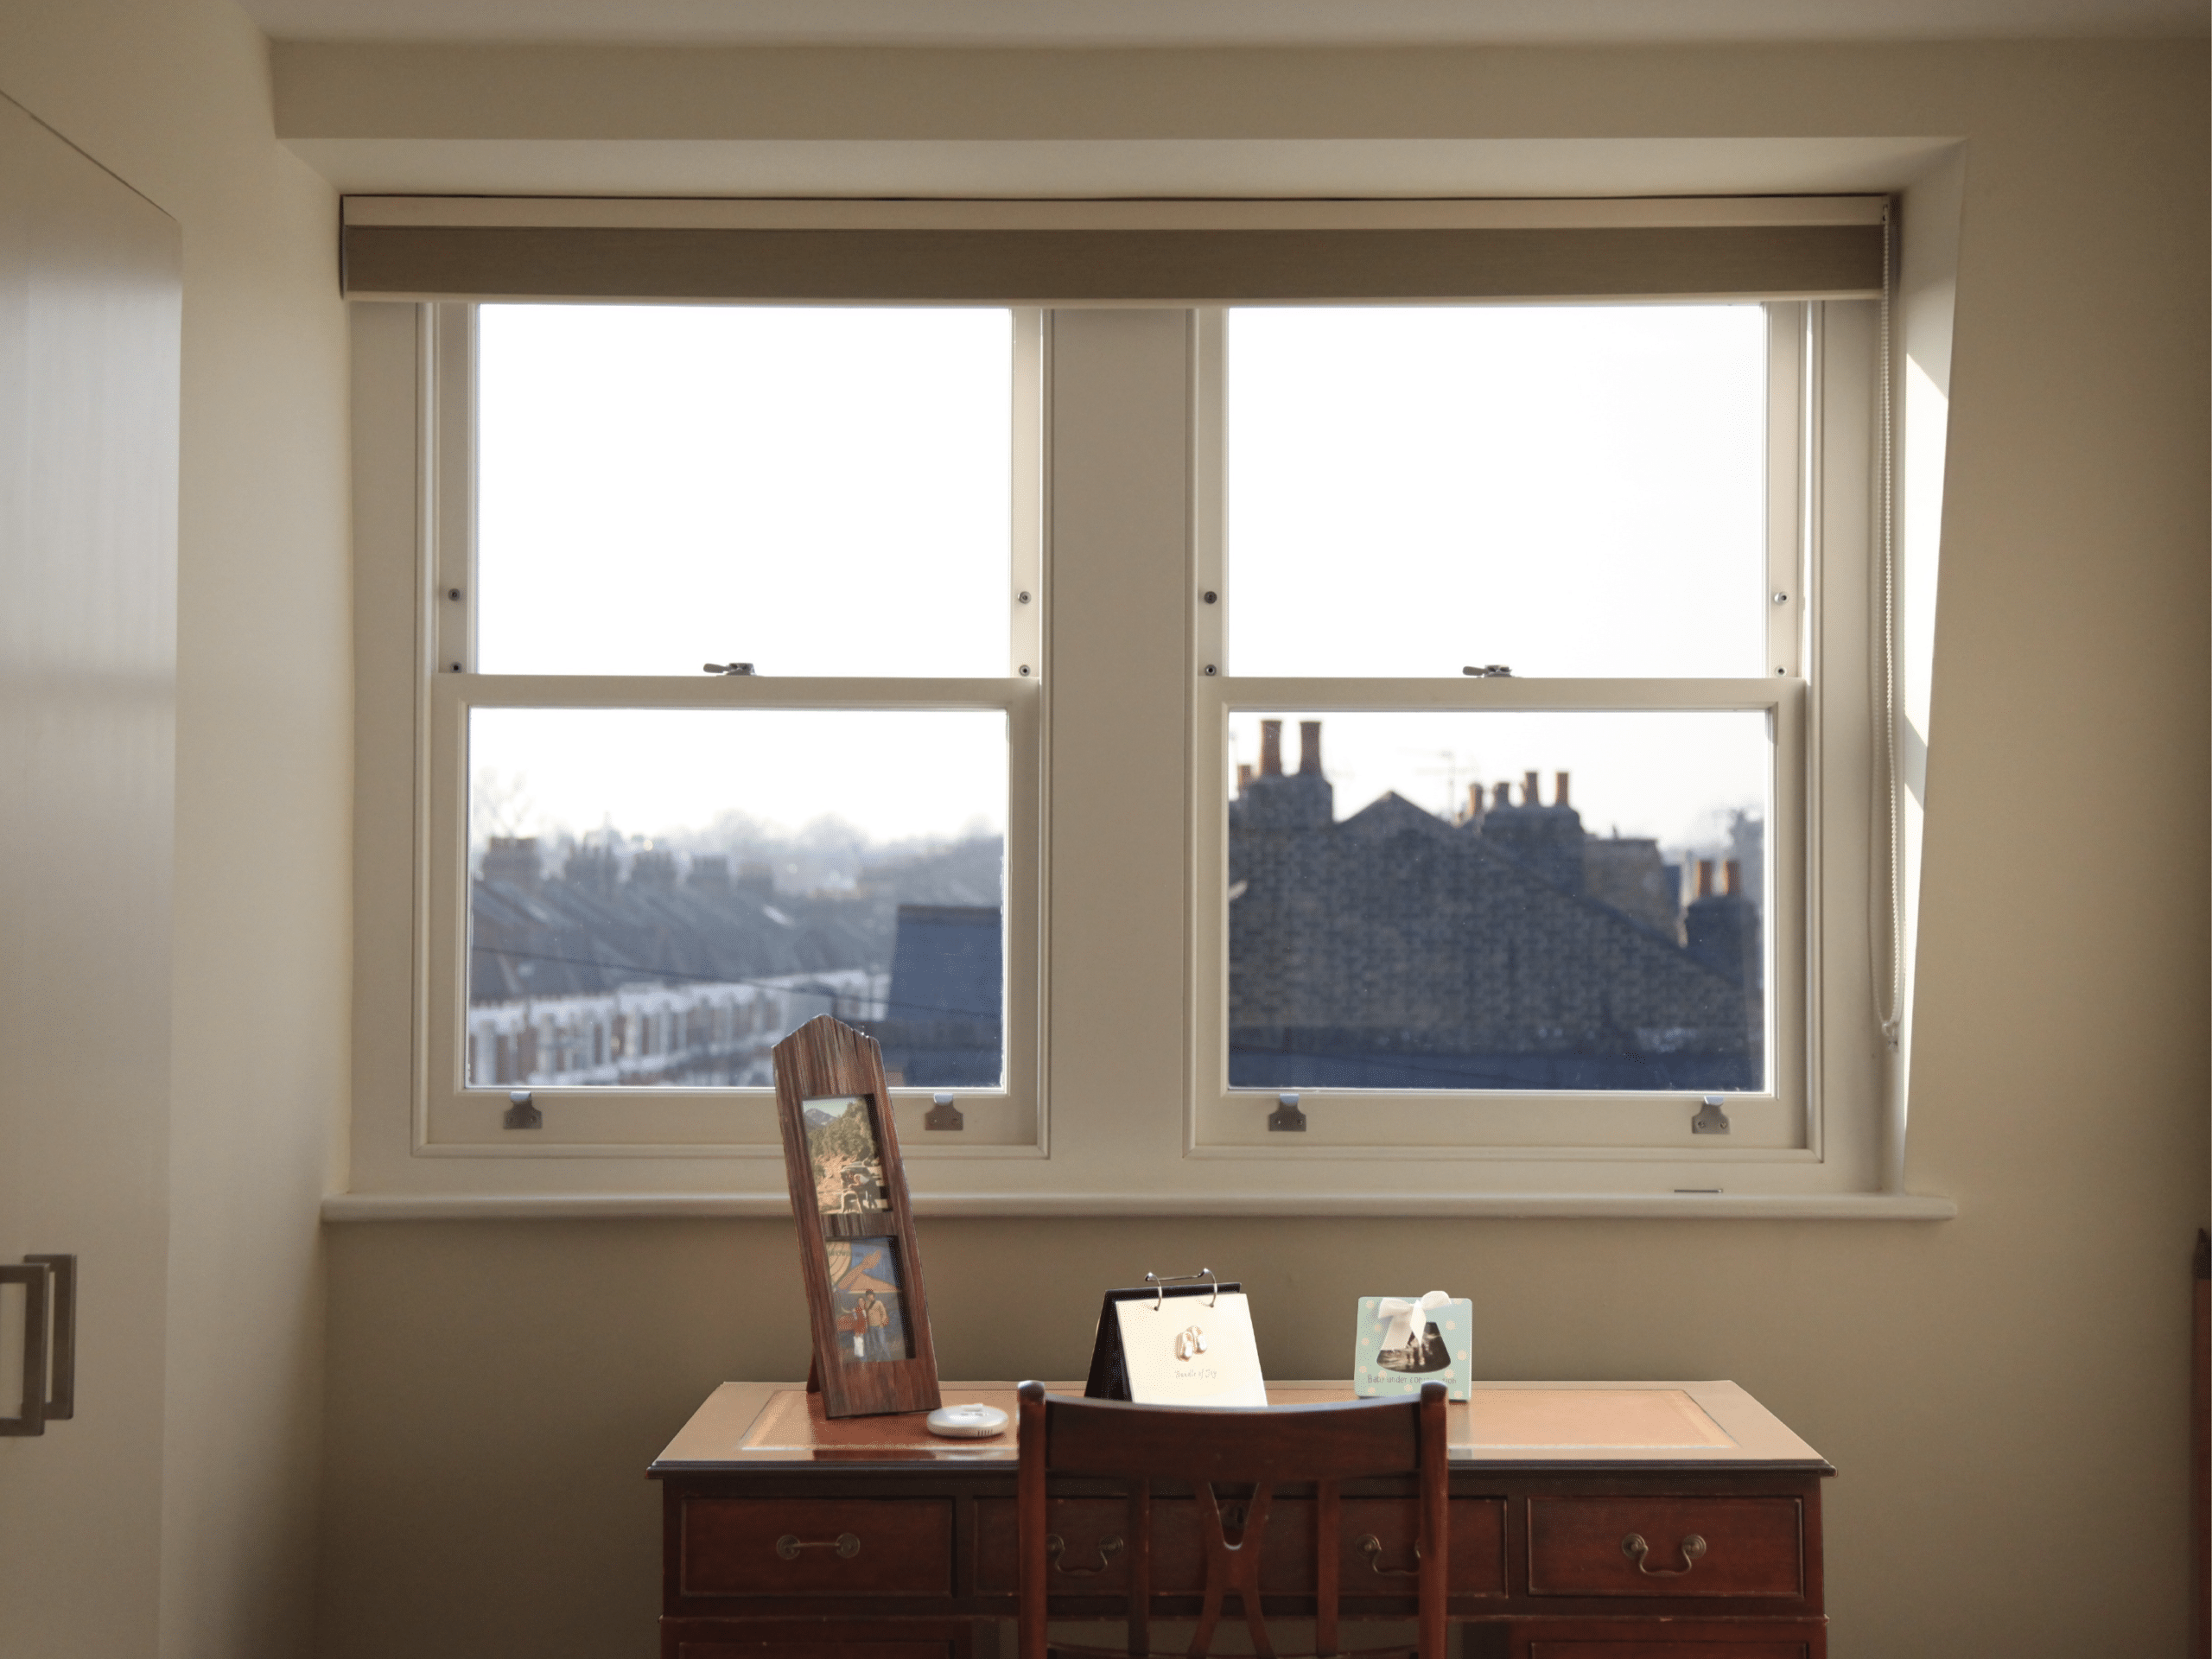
[1352,1294,1473,1402]
[772,1015,942,1419]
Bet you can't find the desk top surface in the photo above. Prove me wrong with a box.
[650,1380,1830,1476]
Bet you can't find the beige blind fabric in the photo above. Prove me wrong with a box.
[340,203,1885,303]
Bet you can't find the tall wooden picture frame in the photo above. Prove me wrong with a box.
[772,1015,943,1420]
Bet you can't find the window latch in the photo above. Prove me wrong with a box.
[1460,664,1512,678]
[1691,1095,1732,1135]
[1268,1092,1307,1132]
[505,1090,543,1130]
[702,662,756,676]
[925,1092,964,1132]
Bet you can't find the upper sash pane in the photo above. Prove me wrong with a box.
[1224,305,1769,680]
[476,304,1014,677]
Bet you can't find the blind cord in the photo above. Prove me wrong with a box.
[1872,199,1904,1049]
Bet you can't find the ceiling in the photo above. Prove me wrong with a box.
[240,0,2207,48]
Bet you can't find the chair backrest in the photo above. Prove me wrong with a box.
[1016,1380,1448,1659]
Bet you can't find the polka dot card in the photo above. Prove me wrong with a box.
[1352,1294,1472,1401]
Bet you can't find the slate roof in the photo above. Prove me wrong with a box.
[1228,756,1762,1090]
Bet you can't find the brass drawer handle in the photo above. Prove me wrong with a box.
[1046,1533,1124,1576]
[1356,1534,1421,1578]
[1621,1532,1707,1576]
[775,1532,861,1561]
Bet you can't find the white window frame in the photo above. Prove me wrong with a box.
[1188,300,1883,1179]
[339,196,1941,1214]
[409,302,1050,1160]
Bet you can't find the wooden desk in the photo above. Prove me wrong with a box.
[649,1381,1831,1659]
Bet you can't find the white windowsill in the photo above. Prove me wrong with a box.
[321,1189,1956,1222]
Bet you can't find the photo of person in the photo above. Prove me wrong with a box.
[824,1236,911,1363]
[1376,1317,1452,1374]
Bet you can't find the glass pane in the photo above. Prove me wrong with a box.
[1226,709,1769,1091]
[477,306,1013,677]
[467,707,1007,1089]
[1225,305,1769,678]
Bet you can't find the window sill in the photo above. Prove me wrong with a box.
[321,1189,1955,1222]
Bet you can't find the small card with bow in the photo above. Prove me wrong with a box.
[1352,1293,1472,1401]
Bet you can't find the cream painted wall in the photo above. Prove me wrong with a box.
[0,3,351,1656]
[308,37,2207,1659]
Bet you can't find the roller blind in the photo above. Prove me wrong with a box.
[340,195,1887,304]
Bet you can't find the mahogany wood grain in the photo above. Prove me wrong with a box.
[1527,1644,1805,1658]
[1508,1614,1821,1657]
[974,1494,1504,1598]
[679,1497,952,1597]
[1015,1380,1450,1658]
[1316,1482,1340,1657]
[1526,1497,1802,1599]
[771,1016,942,1420]
[653,1382,1831,1658]
[664,1615,975,1659]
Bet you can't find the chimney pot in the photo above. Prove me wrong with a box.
[1523,769,1541,808]
[1724,858,1743,898]
[1260,720,1283,777]
[1554,771,1571,808]
[1297,720,1323,776]
[1695,858,1716,899]
[1494,782,1512,810]
[1466,783,1484,823]
[1236,762,1253,793]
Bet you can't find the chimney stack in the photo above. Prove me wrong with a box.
[1695,858,1716,898]
[1523,769,1541,808]
[1724,858,1743,898]
[1466,783,1485,824]
[1236,762,1253,793]
[481,836,542,890]
[1493,782,1512,810]
[1260,720,1283,777]
[1554,771,1571,808]
[1298,720,1323,776]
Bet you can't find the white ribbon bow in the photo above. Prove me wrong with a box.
[1376,1290,1451,1351]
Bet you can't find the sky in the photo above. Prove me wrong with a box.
[469,707,1008,851]
[470,302,1771,856]
[1225,709,1768,854]
[475,304,1012,680]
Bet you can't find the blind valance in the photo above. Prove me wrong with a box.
[340,196,1886,304]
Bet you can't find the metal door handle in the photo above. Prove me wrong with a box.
[0,1255,75,1436]
[775,1532,861,1560]
[1046,1533,1124,1575]
[1357,1533,1422,1577]
[25,1256,73,1421]
[1622,1532,1707,1576]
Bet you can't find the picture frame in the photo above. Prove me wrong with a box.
[772,1014,943,1420]
[1351,1294,1473,1402]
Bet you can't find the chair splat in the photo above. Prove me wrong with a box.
[1190,1479,1277,1659]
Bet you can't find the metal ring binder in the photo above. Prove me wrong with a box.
[1143,1268,1218,1313]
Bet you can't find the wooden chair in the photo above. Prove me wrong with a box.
[1016,1379,1449,1659]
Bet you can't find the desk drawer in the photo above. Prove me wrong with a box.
[973,1495,1504,1597]
[679,1498,952,1598]
[1526,1497,1802,1599]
